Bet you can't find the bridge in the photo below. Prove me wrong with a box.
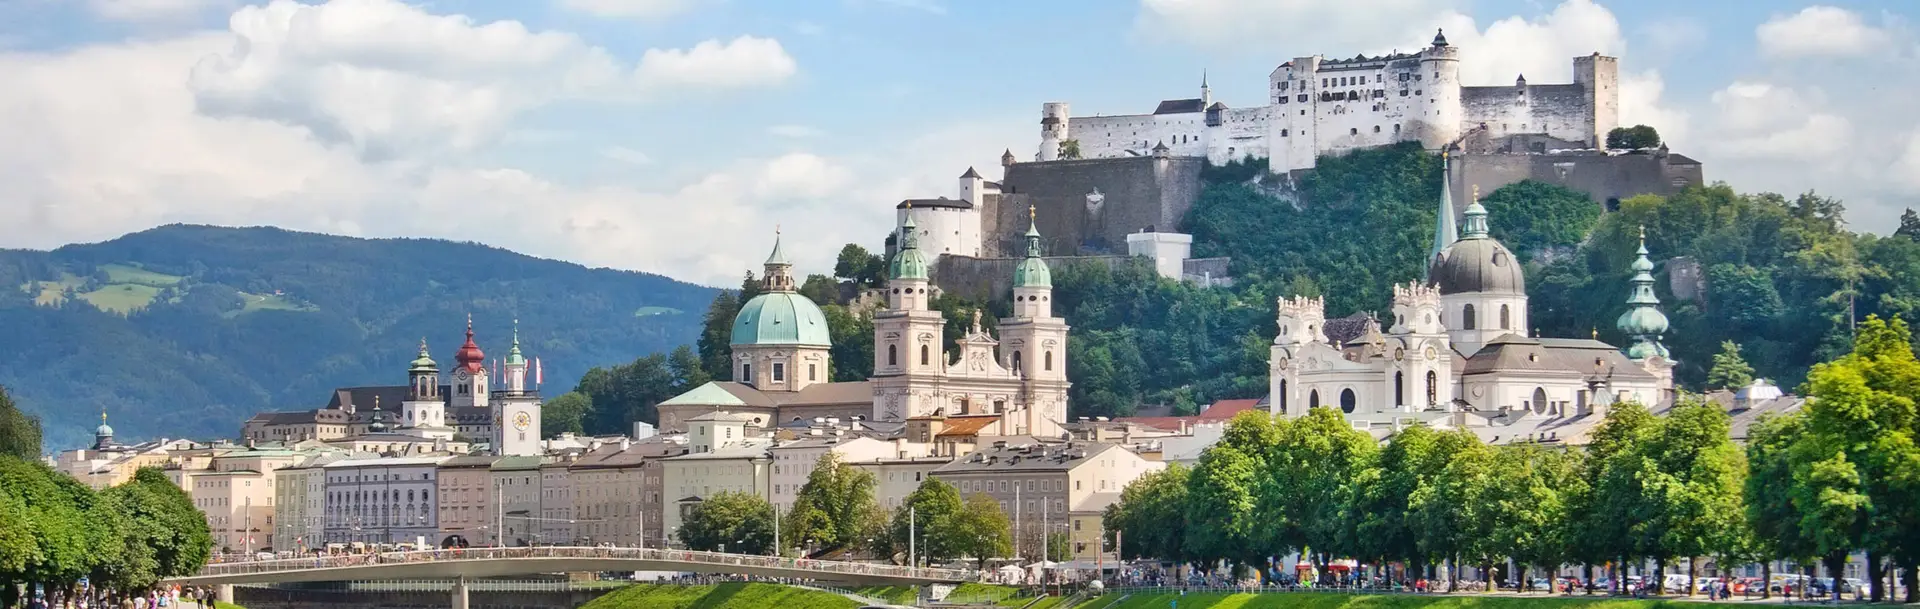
[169,546,976,608]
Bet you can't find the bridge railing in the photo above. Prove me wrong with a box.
[193,546,978,582]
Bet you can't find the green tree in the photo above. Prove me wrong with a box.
[1708,341,1755,390]
[799,274,840,305]
[115,468,211,581]
[573,345,710,433]
[1642,398,1748,594]
[1184,413,1275,572]
[833,244,885,288]
[1743,412,1810,599]
[784,452,879,555]
[1348,424,1461,581]
[540,391,591,436]
[1478,180,1602,263]
[1046,532,1072,562]
[1486,444,1584,591]
[678,491,776,555]
[1058,140,1082,160]
[0,387,40,460]
[953,493,1013,567]
[822,304,874,382]
[888,478,965,565]
[1897,209,1920,241]
[1606,125,1662,149]
[1266,407,1376,578]
[1102,464,1189,562]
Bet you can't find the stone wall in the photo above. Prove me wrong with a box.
[932,255,1129,301]
[1448,150,1704,215]
[990,156,1205,257]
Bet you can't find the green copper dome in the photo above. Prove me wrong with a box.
[731,292,832,346]
[505,320,527,367]
[1013,208,1051,288]
[409,339,438,373]
[891,213,931,280]
[1616,227,1670,359]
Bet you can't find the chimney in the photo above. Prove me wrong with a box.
[620,437,632,451]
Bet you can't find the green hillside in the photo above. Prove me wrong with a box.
[0,224,713,448]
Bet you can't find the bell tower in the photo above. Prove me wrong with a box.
[871,210,947,422]
[402,338,451,436]
[998,207,1069,437]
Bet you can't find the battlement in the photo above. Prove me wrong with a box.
[1393,283,1443,307]
[1277,295,1325,317]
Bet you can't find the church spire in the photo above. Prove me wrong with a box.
[1014,206,1052,288]
[1616,226,1670,360]
[1461,184,1489,239]
[506,319,526,367]
[890,206,930,281]
[762,227,796,292]
[1426,151,1460,278]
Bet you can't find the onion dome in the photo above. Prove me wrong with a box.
[890,210,931,281]
[368,397,390,432]
[1427,192,1525,295]
[409,338,438,373]
[455,315,485,373]
[1616,226,1670,359]
[95,411,113,439]
[1013,206,1051,288]
[1432,28,1449,47]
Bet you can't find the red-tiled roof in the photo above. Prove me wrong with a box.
[1116,399,1263,431]
[1199,398,1261,419]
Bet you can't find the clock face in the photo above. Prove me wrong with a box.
[454,370,471,382]
[512,411,532,430]
[1424,346,1439,361]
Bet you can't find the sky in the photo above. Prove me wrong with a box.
[0,0,1914,287]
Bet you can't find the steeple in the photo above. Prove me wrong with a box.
[409,338,437,373]
[1432,28,1449,47]
[94,410,114,449]
[455,314,485,373]
[763,228,795,292]
[1201,70,1211,106]
[1427,151,1460,278]
[891,208,930,281]
[506,320,526,367]
[1616,226,1670,360]
[369,396,389,433]
[1461,184,1489,239]
[1013,206,1052,288]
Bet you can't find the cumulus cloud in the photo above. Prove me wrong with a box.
[87,0,232,22]
[634,36,797,90]
[557,0,695,20]
[1757,6,1898,57]
[1705,82,1851,158]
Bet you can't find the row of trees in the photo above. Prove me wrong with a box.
[676,453,1016,565]
[1103,318,1920,602]
[0,458,213,607]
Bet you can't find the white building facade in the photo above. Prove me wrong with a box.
[321,456,448,545]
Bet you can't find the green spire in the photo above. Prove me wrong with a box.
[505,319,526,367]
[1426,151,1460,279]
[1014,205,1052,288]
[890,207,930,280]
[765,227,790,266]
[1616,226,1670,360]
[408,337,438,373]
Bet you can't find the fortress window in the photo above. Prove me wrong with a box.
[1395,124,1401,133]
[1415,90,1422,96]
[1350,128,1358,135]
[1414,74,1422,81]
[1280,82,1289,91]
[1374,125,1381,133]
[1281,129,1289,137]
[1400,90,1409,97]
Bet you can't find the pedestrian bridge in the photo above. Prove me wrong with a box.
[168,547,978,587]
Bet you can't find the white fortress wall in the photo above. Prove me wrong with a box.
[898,205,982,257]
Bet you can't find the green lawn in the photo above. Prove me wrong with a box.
[212,602,246,609]
[227,291,317,317]
[101,263,184,287]
[1072,592,1729,609]
[79,283,163,313]
[24,274,85,305]
[635,306,683,317]
[855,585,921,605]
[23,264,184,313]
[579,583,858,609]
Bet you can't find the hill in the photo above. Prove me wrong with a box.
[0,224,714,448]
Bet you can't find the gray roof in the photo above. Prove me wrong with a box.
[1430,238,1526,296]
[934,440,1125,474]
[1460,334,1656,380]
[1153,98,1205,114]
[898,198,973,210]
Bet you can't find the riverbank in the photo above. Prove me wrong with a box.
[579,583,860,609]
[1075,591,1737,609]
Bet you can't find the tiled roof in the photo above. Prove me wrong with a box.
[935,415,1001,438]
[1460,335,1656,380]
[935,441,1124,474]
[1153,98,1205,115]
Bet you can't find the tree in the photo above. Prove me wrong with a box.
[1058,139,1082,160]
[541,391,591,436]
[697,288,744,381]
[1708,341,1755,390]
[1577,402,1657,592]
[572,345,711,433]
[822,304,874,382]
[1485,444,1584,591]
[1642,398,1748,594]
[888,479,966,565]
[1103,464,1189,562]
[114,468,210,581]
[1898,209,1920,241]
[678,491,776,555]
[1266,407,1377,578]
[1606,125,1662,149]
[799,274,840,305]
[1744,413,1810,599]
[1046,532,1072,562]
[833,244,885,288]
[0,387,40,460]
[1184,414,1274,572]
[953,493,1013,567]
[1408,430,1499,588]
[784,452,879,555]
[1478,180,1602,263]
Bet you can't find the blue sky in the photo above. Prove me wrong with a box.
[0,0,1914,286]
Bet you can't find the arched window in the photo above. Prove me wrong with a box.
[888,344,897,366]
[1394,371,1405,406]
[1340,388,1357,413]
[1462,304,1477,330]
[1500,304,1512,330]
[1012,351,1023,373]
[1309,390,1321,409]
[1426,371,1439,407]
[1044,351,1054,371]
[1533,387,1548,414]
[1279,380,1289,414]
[920,345,930,366]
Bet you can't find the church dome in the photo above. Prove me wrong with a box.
[891,247,931,280]
[96,422,113,437]
[1617,306,1669,337]
[1428,238,1525,295]
[731,292,831,347]
[1013,257,1051,288]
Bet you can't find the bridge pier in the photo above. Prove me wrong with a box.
[215,585,234,606]
[451,576,469,609]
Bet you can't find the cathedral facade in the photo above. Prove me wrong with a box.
[1269,156,1674,432]
[656,212,1071,439]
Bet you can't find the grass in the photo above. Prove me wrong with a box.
[855,585,921,605]
[79,283,163,314]
[579,583,858,609]
[635,306,683,317]
[101,263,184,287]
[212,602,246,609]
[22,264,186,313]
[227,291,317,317]
[1070,592,1731,609]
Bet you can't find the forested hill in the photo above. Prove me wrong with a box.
[0,224,713,448]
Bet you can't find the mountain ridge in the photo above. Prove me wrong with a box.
[0,224,715,448]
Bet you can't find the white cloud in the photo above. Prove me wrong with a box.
[1618,70,1687,147]
[1757,6,1896,57]
[768,124,825,138]
[1640,18,1706,55]
[634,36,797,90]
[1426,0,1624,85]
[1896,130,1920,191]
[1133,0,1456,54]
[557,0,694,20]
[87,0,232,22]
[1705,82,1851,158]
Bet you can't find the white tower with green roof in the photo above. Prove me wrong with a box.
[504,321,529,393]
[997,206,1070,436]
[401,338,453,439]
[872,211,948,422]
[730,231,832,392]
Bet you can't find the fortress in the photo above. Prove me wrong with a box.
[1038,30,1620,174]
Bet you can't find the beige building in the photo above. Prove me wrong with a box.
[490,456,544,547]
[538,459,576,545]
[851,456,951,510]
[436,455,499,546]
[187,469,276,553]
[272,459,340,552]
[55,423,192,489]
[934,439,1162,561]
[569,438,688,547]
[661,415,773,546]
[769,435,926,511]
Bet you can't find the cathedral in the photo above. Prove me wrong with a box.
[1268,153,1675,434]
[655,210,1071,439]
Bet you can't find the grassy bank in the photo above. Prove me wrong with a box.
[579,583,858,609]
[1073,592,1728,609]
[854,585,921,605]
